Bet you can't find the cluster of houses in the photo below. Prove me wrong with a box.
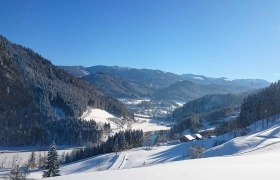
[179,133,203,142]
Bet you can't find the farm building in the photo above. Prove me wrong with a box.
[195,134,203,140]
[180,135,195,142]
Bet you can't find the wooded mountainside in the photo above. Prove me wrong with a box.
[0,35,133,146]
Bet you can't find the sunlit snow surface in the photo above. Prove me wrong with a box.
[47,124,280,179]
[81,108,170,132]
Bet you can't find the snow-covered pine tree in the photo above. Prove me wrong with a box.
[42,142,60,178]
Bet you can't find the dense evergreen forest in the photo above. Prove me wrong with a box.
[62,130,144,164]
[0,35,133,146]
[239,81,280,127]
[169,94,245,136]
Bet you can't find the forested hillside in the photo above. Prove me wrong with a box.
[170,93,246,135]
[153,80,233,102]
[173,94,245,121]
[0,35,133,146]
[239,81,280,127]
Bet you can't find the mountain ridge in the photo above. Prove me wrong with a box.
[61,65,270,101]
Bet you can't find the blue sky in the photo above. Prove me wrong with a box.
[0,0,280,82]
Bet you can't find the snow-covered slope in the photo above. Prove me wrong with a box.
[50,151,280,180]
[29,153,118,179]
[29,119,280,180]
[81,108,125,131]
[205,124,280,157]
[27,136,229,179]
[81,108,171,133]
[82,108,117,122]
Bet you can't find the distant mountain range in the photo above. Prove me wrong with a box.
[182,74,270,89]
[61,66,271,102]
[82,72,153,98]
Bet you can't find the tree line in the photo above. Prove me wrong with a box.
[62,130,144,164]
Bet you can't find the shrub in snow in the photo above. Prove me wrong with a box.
[9,156,28,180]
[188,145,205,159]
[27,151,37,169]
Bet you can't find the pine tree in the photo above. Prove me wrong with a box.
[42,142,60,178]
[118,133,127,150]
[112,137,119,153]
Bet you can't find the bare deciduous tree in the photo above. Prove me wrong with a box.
[188,145,205,159]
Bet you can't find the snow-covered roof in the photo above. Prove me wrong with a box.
[195,134,203,139]
[182,135,195,141]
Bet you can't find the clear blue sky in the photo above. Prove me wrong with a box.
[0,0,280,82]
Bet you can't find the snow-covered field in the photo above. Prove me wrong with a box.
[34,121,280,179]
[132,114,171,132]
[81,108,125,131]
[205,124,280,157]
[81,107,171,133]
[0,146,77,168]
[51,152,280,180]
[118,99,151,105]
[4,109,280,179]
[82,108,117,123]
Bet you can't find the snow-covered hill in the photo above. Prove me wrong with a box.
[81,107,171,133]
[81,108,125,131]
[50,152,280,180]
[205,124,280,157]
[42,121,280,180]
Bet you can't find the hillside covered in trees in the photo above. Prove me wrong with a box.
[170,93,247,136]
[173,94,245,122]
[239,81,280,127]
[0,35,133,146]
[153,80,254,102]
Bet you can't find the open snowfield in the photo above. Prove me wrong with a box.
[0,146,79,168]
[28,153,118,179]
[205,124,280,157]
[132,116,171,132]
[31,122,280,180]
[81,108,122,128]
[4,113,280,179]
[50,152,280,180]
[81,108,171,133]
[81,108,116,122]
[25,136,224,179]
[118,99,151,105]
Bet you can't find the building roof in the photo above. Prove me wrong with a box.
[195,134,203,139]
[182,135,195,141]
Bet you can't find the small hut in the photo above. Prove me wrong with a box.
[180,135,195,142]
[195,134,203,140]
